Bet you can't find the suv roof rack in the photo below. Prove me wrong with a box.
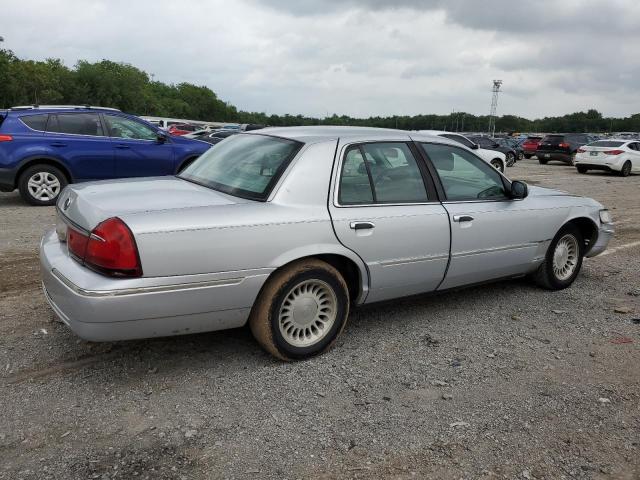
[9,105,121,112]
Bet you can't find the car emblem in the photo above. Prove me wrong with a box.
[63,197,72,211]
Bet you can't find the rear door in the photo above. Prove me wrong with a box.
[328,138,450,303]
[103,114,175,177]
[420,142,547,289]
[45,113,114,181]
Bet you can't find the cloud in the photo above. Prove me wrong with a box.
[2,0,639,119]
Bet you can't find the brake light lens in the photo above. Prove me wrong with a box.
[0,135,13,142]
[65,217,142,277]
[558,142,570,148]
[603,149,624,155]
[577,148,586,153]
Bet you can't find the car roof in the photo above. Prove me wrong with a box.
[252,125,451,143]
[9,105,122,115]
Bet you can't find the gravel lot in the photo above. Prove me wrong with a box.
[1,161,638,480]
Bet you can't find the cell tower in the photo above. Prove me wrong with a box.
[487,80,502,137]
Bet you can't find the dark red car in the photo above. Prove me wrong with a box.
[521,136,543,159]
[168,124,199,136]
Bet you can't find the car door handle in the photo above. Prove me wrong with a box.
[350,221,375,230]
[453,215,474,222]
[115,144,130,149]
[50,142,67,147]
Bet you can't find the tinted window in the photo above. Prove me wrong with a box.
[541,135,564,143]
[339,147,374,205]
[105,115,157,140]
[441,134,475,149]
[339,143,429,205]
[20,114,48,131]
[180,134,302,201]
[589,141,625,147]
[47,113,104,136]
[422,143,508,201]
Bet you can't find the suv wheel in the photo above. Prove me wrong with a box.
[620,161,632,177]
[18,165,67,206]
[505,152,516,167]
[538,158,548,165]
[249,258,350,360]
[533,224,584,290]
[577,166,588,174]
[524,154,532,159]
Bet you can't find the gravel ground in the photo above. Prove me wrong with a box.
[0,161,638,480]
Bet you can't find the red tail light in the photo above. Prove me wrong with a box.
[603,149,624,155]
[558,142,570,148]
[577,148,586,153]
[67,217,142,277]
[0,135,13,142]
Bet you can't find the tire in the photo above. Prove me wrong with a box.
[505,152,516,167]
[577,166,588,174]
[620,161,632,177]
[249,258,350,361]
[518,152,524,161]
[18,164,67,206]
[524,154,532,159]
[538,158,548,165]
[533,224,584,290]
[490,159,504,173]
[568,153,577,166]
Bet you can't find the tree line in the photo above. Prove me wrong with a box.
[2,49,639,133]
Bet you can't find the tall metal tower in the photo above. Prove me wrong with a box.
[487,80,502,137]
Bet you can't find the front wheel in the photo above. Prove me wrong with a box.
[490,159,504,173]
[538,158,548,165]
[620,161,632,177]
[524,154,532,159]
[577,166,588,174]
[533,224,584,290]
[505,152,516,167]
[249,259,350,360]
[18,164,67,206]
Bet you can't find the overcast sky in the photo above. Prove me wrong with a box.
[3,0,639,118]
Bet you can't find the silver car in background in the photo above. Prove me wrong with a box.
[40,127,614,360]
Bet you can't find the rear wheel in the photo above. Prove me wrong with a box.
[490,159,504,173]
[620,161,632,177]
[577,166,588,174]
[538,158,548,165]
[505,152,516,167]
[517,152,524,161]
[249,259,350,360]
[524,154,532,159]
[533,224,584,290]
[568,153,577,166]
[18,164,67,206]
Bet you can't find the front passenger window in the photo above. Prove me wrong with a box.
[105,115,158,141]
[421,143,508,201]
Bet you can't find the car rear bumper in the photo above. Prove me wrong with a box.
[574,158,624,172]
[0,167,16,192]
[40,228,270,342]
[536,151,573,163]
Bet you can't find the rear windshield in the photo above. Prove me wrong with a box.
[588,141,625,147]
[179,134,303,201]
[542,135,564,142]
[525,136,542,141]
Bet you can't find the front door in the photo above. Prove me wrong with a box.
[103,114,175,177]
[328,139,451,303]
[419,142,545,290]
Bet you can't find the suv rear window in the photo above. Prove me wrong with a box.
[542,135,564,142]
[20,114,49,131]
[589,141,624,147]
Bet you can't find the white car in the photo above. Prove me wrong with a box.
[418,130,506,172]
[575,139,639,177]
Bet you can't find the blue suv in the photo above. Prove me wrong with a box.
[0,106,211,205]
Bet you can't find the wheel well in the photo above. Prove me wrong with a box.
[566,217,598,254]
[15,159,72,188]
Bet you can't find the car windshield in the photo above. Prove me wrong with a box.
[588,141,625,147]
[179,134,303,201]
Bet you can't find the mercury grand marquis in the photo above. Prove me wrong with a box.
[40,127,614,360]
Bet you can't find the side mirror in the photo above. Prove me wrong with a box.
[510,180,528,199]
[157,132,168,143]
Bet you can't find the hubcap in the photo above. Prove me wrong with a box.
[552,234,579,281]
[278,279,337,348]
[27,172,61,201]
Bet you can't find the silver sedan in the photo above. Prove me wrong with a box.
[40,127,614,360]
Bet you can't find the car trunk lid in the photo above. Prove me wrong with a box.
[57,176,247,232]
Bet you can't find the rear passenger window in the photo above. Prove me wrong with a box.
[21,114,49,131]
[338,142,429,205]
[47,113,104,136]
